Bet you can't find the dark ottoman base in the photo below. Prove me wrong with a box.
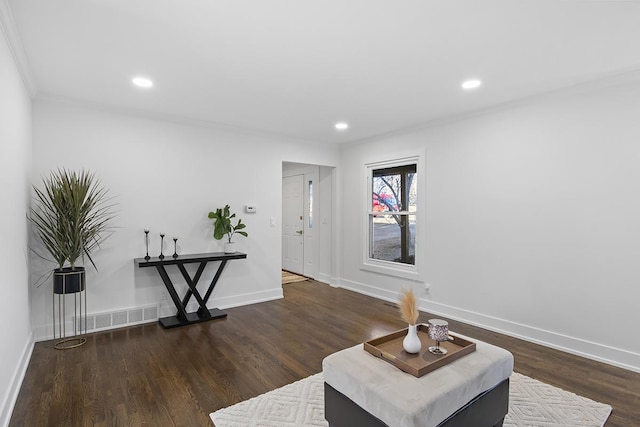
[325,378,509,427]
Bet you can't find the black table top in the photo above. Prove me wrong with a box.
[135,251,247,267]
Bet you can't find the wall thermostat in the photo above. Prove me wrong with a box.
[245,205,257,213]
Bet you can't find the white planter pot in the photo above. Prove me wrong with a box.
[224,242,237,253]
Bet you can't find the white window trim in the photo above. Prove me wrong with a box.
[361,154,425,281]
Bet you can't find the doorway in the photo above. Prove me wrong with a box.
[282,174,304,274]
[282,162,333,281]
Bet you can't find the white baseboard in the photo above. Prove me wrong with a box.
[176,287,284,315]
[216,287,284,310]
[316,272,337,287]
[338,278,399,303]
[33,304,161,341]
[338,278,640,373]
[0,332,34,427]
[33,288,285,341]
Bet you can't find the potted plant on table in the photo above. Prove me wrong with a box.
[208,204,248,253]
[29,169,116,295]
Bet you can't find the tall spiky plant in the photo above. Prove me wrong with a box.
[30,169,116,270]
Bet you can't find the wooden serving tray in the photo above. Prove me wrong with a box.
[363,324,476,377]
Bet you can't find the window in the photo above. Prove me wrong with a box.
[308,180,313,228]
[364,156,421,279]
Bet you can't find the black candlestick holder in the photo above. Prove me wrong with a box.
[144,229,150,261]
[159,233,165,260]
[172,237,178,259]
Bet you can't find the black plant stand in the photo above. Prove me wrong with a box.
[135,252,247,328]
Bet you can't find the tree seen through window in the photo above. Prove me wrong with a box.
[370,164,416,265]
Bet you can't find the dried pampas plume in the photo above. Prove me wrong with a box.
[399,288,419,326]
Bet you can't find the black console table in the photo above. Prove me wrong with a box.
[135,252,247,328]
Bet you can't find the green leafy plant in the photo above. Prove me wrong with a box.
[29,169,116,270]
[208,204,248,243]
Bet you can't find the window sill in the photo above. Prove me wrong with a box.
[361,259,422,281]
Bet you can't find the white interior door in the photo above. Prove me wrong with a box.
[282,175,304,274]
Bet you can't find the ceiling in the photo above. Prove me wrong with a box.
[7,0,640,144]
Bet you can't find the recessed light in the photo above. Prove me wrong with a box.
[461,79,482,90]
[335,122,349,131]
[132,77,153,88]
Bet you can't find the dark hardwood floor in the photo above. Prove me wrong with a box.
[10,280,640,426]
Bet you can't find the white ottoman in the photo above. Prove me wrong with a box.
[322,334,513,427]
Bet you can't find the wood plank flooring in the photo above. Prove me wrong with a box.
[10,280,640,426]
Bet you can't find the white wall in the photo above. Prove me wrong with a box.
[0,23,33,427]
[31,99,340,338]
[339,79,640,372]
[318,166,335,285]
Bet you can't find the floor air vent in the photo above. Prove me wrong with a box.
[73,304,160,334]
[128,308,143,323]
[143,306,158,321]
[95,313,111,329]
[112,311,128,326]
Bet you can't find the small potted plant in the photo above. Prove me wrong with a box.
[208,204,248,253]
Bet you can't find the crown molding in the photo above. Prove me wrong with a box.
[346,64,640,147]
[35,93,336,146]
[0,0,37,97]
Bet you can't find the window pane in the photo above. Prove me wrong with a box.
[369,214,416,265]
[372,175,399,212]
[371,165,417,212]
[308,181,313,228]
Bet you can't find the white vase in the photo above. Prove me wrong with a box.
[224,242,236,253]
[403,324,422,354]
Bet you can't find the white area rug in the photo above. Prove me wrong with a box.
[210,372,611,427]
